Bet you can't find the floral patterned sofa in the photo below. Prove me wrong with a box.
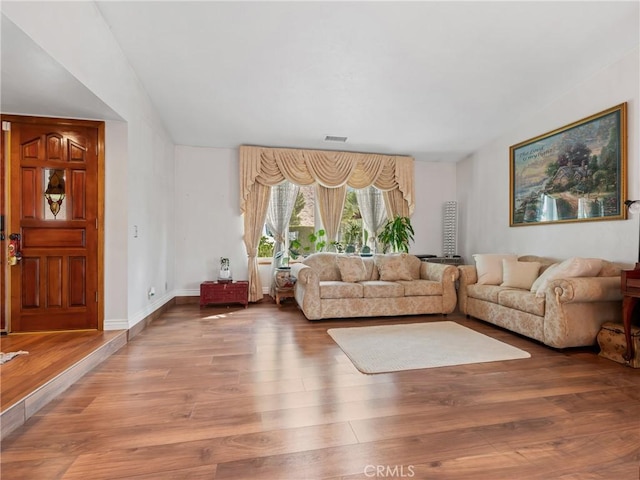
[457,254,624,348]
[290,252,459,320]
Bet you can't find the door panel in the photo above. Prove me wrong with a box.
[5,116,102,332]
[23,228,85,248]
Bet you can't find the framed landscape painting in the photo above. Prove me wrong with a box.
[510,103,627,226]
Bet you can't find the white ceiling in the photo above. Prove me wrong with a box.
[0,15,122,122]
[2,2,639,162]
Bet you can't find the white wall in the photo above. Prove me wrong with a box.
[173,146,457,295]
[457,47,639,266]
[411,159,458,256]
[104,120,128,325]
[174,146,246,296]
[3,2,177,329]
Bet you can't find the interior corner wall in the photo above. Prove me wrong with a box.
[457,47,640,266]
[174,146,246,296]
[411,159,458,257]
[3,2,177,329]
[103,120,128,327]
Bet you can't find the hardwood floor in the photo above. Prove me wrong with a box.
[1,300,639,479]
[1,329,128,439]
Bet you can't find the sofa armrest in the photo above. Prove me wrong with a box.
[543,275,623,348]
[290,263,322,320]
[291,263,314,287]
[420,263,459,314]
[545,276,623,304]
[456,265,477,314]
[420,262,459,283]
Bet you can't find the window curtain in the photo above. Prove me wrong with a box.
[242,181,271,302]
[240,145,414,302]
[265,181,299,296]
[315,184,347,248]
[383,188,411,219]
[356,186,387,251]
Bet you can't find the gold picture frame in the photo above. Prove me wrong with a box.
[510,103,627,226]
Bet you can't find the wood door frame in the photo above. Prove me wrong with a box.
[1,121,7,332]
[2,115,105,331]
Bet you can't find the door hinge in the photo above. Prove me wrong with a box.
[2,121,10,131]
[95,292,98,303]
[96,218,98,229]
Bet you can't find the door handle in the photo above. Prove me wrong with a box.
[8,233,21,265]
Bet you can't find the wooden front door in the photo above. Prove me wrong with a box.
[4,115,103,332]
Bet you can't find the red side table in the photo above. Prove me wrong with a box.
[200,281,248,308]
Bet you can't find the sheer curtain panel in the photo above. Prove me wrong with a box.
[265,182,300,296]
[356,186,387,251]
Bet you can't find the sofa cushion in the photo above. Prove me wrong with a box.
[319,281,363,299]
[397,279,442,296]
[473,253,518,285]
[530,263,559,295]
[360,280,405,298]
[303,252,341,281]
[362,256,379,280]
[336,255,368,283]
[498,289,545,317]
[467,284,504,303]
[375,254,413,281]
[403,254,422,280]
[531,257,603,297]
[598,260,622,277]
[501,259,541,290]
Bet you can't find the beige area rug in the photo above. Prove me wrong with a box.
[327,321,530,374]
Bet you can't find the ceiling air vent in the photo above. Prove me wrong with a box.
[324,135,348,143]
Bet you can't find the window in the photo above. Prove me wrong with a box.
[262,183,386,258]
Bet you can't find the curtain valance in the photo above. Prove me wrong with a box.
[240,145,415,216]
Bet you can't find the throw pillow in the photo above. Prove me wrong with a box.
[375,254,413,281]
[501,259,541,290]
[530,263,558,296]
[598,260,622,277]
[473,253,518,285]
[531,257,603,297]
[336,255,368,283]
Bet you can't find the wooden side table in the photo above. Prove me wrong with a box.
[621,264,640,362]
[200,281,248,308]
[275,287,295,306]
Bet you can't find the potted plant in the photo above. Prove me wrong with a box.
[343,220,361,254]
[378,215,415,253]
[360,229,372,256]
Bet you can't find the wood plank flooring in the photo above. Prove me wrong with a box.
[1,329,128,439]
[1,301,639,479]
